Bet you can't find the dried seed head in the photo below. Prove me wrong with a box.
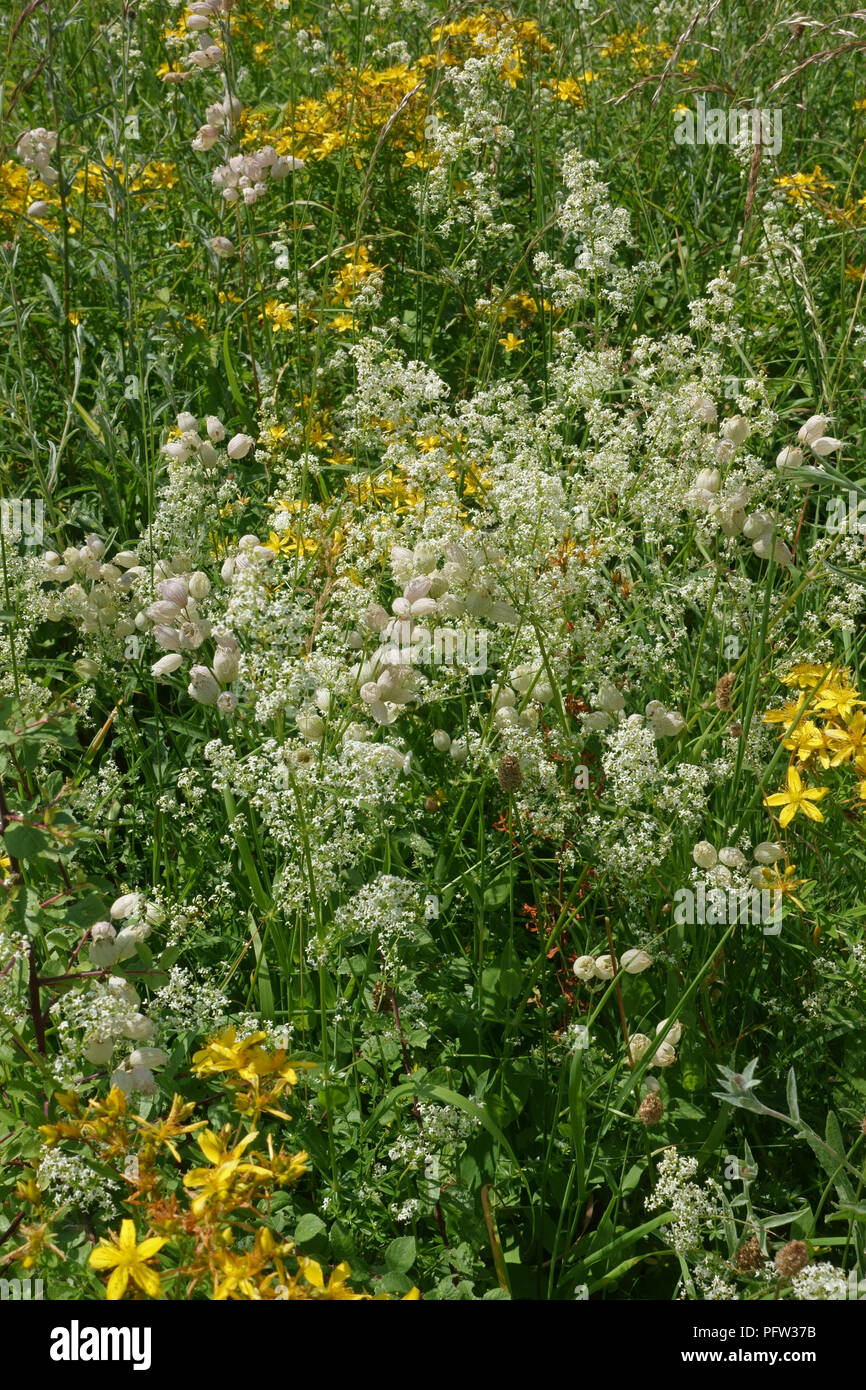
[715,672,736,711]
[637,1093,664,1126]
[775,1240,809,1277]
[728,721,743,739]
[497,754,522,793]
[371,981,387,1013]
[734,1236,764,1273]
[423,796,440,814]
[861,1115,866,1137]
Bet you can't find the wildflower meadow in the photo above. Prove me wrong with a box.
[2,0,866,1331]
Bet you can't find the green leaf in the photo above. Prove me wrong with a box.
[3,821,52,859]
[71,399,105,443]
[385,1236,416,1274]
[786,1068,799,1123]
[828,1203,866,1222]
[482,878,512,908]
[380,1271,413,1295]
[294,1213,326,1244]
[222,325,255,430]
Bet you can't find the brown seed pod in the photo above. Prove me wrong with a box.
[371,981,387,1013]
[734,1235,764,1273]
[423,796,440,814]
[715,672,736,711]
[497,754,522,793]
[775,1240,809,1277]
[637,1093,664,1126]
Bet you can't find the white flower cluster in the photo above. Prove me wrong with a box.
[413,55,516,240]
[691,838,785,899]
[147,563,241,717]
[387,1102,479,1170]
[36,1149,120,1221]
[534,152,655,313]
[149,966,230,1034]
[790,1262,848,1300]
[40,534,141,649]
[646,1146,724,1254]
[192,93,242,150]
[17,127,58,185]
[211,147,303,206]
[330,874,425,978]
[58,974,159,1088]
[161,0,230,79]
[46,891,169,1094]
[573,948,653,983]
[626,1018,683,1070]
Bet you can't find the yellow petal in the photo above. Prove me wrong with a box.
[301,1259,324,1289]
[136,1237,167,1260]
[89,1244,121,1271]
[197,1131,223,1165]
[131,1264,162,1298]
[328,1262,352,1288]
[106,1265,129,1300]
[764,793,790,807]
[800,801,824,822]
[118,1219,138,1251]
[779,803,797,828]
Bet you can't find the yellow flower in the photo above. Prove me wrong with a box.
[774,167,835,204]
[764,766,830,828]
[89,1220,166,1301]
[498,333,523,352]
[183,1129,270,1216]
[758,864,810,912]
[780,662,831,689]
[8,1221,64,1269]
[763,697,808,726]
[546,73,598,105]
[781,719,830,768]
[137,161,178,191]
[14,1178,42,1205]
[134,1093,205,1163]
[812,681,863,722]
[298,1257,368,1299]
[825,710,866,765]
[191,1027,299,1084]
[263,299,295,332]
